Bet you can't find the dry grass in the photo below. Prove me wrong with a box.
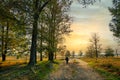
[0,56,28,68]
[0,56,48,68]
[81,57,120,79]
[0,56,62,80]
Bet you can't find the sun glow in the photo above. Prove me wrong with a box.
[63,0,118,53]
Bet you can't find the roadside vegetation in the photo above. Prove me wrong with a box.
[0,59,63,80]
[81,57,120,80]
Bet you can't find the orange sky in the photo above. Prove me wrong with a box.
[64,0,118,53]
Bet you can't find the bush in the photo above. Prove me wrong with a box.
[105,47,114,57]
[101,63,113,68]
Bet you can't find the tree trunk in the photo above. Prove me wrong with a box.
[40,38,42,61]
[4,22,9,61]
[48,33,54,62]
[28,15,38,65]
[40,24,43,61]
[95,42,98,58]
[28,20,38,65]
[1,25,5,61]
[2,54,6,61]
[116,49,118,57]
[40,51,42,61]
[51,52,54,61]
[28,0,49,66]
[28,0,39,65]
[54,52,56,59]
[48,51,54,62]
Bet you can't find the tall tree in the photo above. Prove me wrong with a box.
[58,45,67,58]
[86,44,94,58]
[0,0,29,61]
[3,22,9,61]
[79,50,83,57]
[89,33,102,59]
[71,51,75,58]
[0,0,99,64]
[109,0,120,41]
[43,0,72,61]
[1,0,50,65]
[37,13,47,61]
[1,25,5,61]
[28,0,50,65]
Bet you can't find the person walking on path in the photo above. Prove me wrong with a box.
[65,57,69,64]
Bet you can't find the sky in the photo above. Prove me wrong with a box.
[64,0,118,53]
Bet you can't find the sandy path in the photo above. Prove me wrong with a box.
[47,59,104,80]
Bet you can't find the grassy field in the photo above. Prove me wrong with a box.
[0,56,49,67]
[81,57,120,80]
[0,56,63,80]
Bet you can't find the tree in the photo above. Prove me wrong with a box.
[78,0,100,7]
[0,1,15,61]
[109,0,120,41]
[71,51,75,58]
[79,50,83,57]
[89,33,102,58]
[42,0,72,61]
[0,22,12,61]
[37,12,47,61]
[1,25,5,61]
[65,50,71,57]
[86,44,94,58]
[0,0,72,63]
[0,0,99,64]
[2,0,51,65]
[58,45,67,57]
[2,22,10,61]
[28,0,50,65]
[115,49,119,57]
[105,47,114,57]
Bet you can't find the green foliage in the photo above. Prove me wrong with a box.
[109,0,120,39]
[86,45,94,58]
[0,60,62,80]
[79,50,83,56]
[96,68,120,80]
[36,0,72,61]
[78,0,100,7]
[65,50,71,57]
[105,47,114,57]
[0,0,100,64]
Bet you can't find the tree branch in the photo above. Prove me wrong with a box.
[38,0,51,14]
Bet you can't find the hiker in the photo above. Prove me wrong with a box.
[65,57,69,64]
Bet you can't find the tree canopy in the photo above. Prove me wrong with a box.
[109,0,120,40]
[0,0,100,65]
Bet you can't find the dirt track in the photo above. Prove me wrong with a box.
[47,59,104,80]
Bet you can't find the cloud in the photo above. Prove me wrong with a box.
[64,0,117,52]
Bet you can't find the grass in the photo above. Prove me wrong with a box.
[0,59,63,80]
[81,57,120,80]
[96,68,120,80]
